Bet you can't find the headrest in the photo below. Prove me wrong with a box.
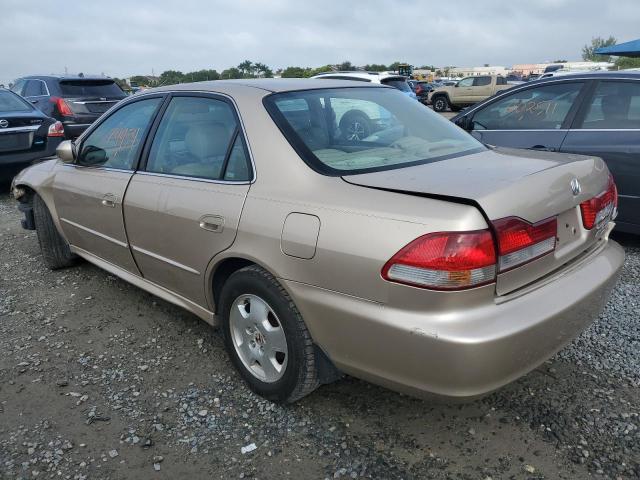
[185,122,231,159]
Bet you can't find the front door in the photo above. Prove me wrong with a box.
[53,96,164,273]
[123,94,253,306]
[469,81,586,151]
[454,77,475,104]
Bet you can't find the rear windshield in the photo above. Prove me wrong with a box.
[0,90,32,112]
[381,78,411,92]
[59,80,124,98]
[264,87,484,175]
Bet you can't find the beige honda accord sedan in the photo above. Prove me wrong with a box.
[12,79,624,403]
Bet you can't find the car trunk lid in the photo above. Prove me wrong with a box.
[343,147,613,295]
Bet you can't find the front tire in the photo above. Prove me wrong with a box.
[339,110,372,141]
[432,95,449,112]
[33,194,77,270]
[220,265,319,403]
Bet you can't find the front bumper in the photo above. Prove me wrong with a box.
[284,239,624,399]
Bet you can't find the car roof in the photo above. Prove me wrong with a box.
[149,78,388,94]
[312,71,407,81]
[19,74,116,81]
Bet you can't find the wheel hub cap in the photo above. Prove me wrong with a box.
[229,294,288,383]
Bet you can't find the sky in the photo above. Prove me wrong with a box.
[1,0,639,85]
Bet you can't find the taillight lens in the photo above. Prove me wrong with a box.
[47,121,65,137]
[492,216,557,271]
[50,96,73,116]
[580,175,618,230]
[381,230,497,290]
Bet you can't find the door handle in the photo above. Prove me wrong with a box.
[531,145,556,152]
[199,215,224,233]
[101,194,117,208]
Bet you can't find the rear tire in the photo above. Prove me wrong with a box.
[432,95,449,112]
[33,194,77,270]
[450,105,462,112]
[339,110,372,141]
[220,265,320,403]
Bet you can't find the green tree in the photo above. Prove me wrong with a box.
[187,69,220,82]
[552,59,568,63]
[281,66,309,78]
[363,64,387,72]
[614,57,640,70]
[338,61,353,71]
[307,65,334,77]
[253,62,273,78]
[129,75,157,87]
[582,36,617,62]
[237,60,254,78]
[220,68,243,79]
[159,70,185,85]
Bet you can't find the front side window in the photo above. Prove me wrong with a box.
[265,87,484,175]
[78,97,162,169]
[473,76,492,87]
[146,96,250,181]
[11,79,26,95]
[580,81,640,129]
[471,82,584,130]
[457,77,474,87]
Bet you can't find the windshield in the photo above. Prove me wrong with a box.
[0,90,33,112]
[264,87,484,175]
[59,80,125,98]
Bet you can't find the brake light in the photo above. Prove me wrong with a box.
[580,175,618,230]
[415,85,423,94]
[50,96,73,116]
[47,121,65,137]
[492,217,557,271]
[381,230,497,290]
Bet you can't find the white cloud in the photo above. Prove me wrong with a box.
[1,0,638,85]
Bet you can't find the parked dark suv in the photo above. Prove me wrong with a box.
[11,75,127,139]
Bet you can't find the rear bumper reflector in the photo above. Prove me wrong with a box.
[498,236,556,271]
[386,264,496,290]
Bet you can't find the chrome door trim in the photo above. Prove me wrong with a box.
[135,170,252,186]
[131,245,200,275]
[567,128,640,132]
[60,217,129,248]
[474,129,568,133]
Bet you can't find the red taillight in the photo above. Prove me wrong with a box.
[381,230,497,290]
[47,121,65,137]
[492,216,557,271]
[415,85,423,94]
[580,175,618,230]
[50,96,73,116]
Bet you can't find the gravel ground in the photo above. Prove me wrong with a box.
[0,190,638,480]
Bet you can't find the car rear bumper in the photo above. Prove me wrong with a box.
[284,238,624,399]
[0,138,61,167]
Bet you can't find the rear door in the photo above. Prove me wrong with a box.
[22,79,50,113]
[471,76,493,102]
[560,79,640,231]
[53,95,164,273]
[123,94,252,306]
[468,81,587,151]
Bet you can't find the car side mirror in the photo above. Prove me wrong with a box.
[56,140,76,163]
[455,116,472,131]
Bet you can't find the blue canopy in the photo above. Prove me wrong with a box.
[595,39,640,58]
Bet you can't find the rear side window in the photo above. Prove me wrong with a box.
[473,76,492,87]
[59,80,124,98]
[496,76,507,85]
[381,78,411,92]
[146,96,251,181]
[0,90,33,112]
[24,80,47,97]
[472,82,584,130]
[580,81,640,129]
[265,87,484,175]
[78,98,162,169]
